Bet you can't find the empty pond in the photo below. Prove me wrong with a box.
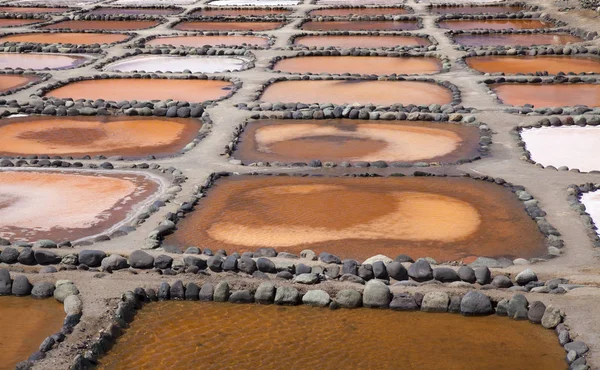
[41,20,160,31]
[234,119,481,164]
[520,126,600,172]
[301,20,420,31]
[293,34,430,48]
[490,83,600,107]
[0,32,130,45]
[147,35,269,47]
[0,74,41,93]
[260,80,453,106]
[273,56,441,74]
[466,55,600,74]
[104,55,249,73]
[430,5,527,14]
[97,302,565,370]
[0,296,65,370]
[44,79,234,102]
[173,21,284,31]
[453,33,584,47]
[309,7,409,16]
[163,176,547,261]
[0,115,201,159]
[438,19,552,30]
[0,170,160,242]
[0,53,91,70]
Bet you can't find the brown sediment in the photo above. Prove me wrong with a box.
[0,296,65,370]
[0,53,90,70]
[0,116,201,159]
[193,8,292,16]
[490,83,600,107]
[309,7,409,16]
[41,20,160,31]
[453,33,583,47]
[273,56,441,75]
[301,20,420,31]
[466,55,600,74]
[0,170,159,242]
[0,6,68,13]
[235,119,481,164]
[0,32,130,45]
[430,5,527,14]
[163,176,547,261]
[147,35,269,47]
[0,19,42,27]
[97,302,565,370]
[0,74,41,93]
[438,19,553,30]
[87,7,182,15]
[44,79,234,102]
[173,21,284,31]
[293,34,430,48]
[259,80,453,105]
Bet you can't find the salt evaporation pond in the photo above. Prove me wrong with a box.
[0,19,42,27]
[0,6,68,13]
[87,7,183,15]
[260,80,453,106]
[0,74,41,94]
[438,19,552,30]
[235,119,481,164]
[0,170,160,242]
[490,83,600,107]
[466,55,600,74]
[521,126,600,172]
[41,20,160,31]
[163,176,547,261]
[293,34,430,48]
[0,115,201,159]
[174,21,284,31]
[0,52,91,70]
[309,7,409,16]
[97,302,565,370]
[195,8,292,16]
[430,5,527,14]
[207,0,300,5]
[0,296,65,370]
[104,55,249,73]
[317,0,409,5]
[44,79,234,102]
[273,56,441,75]
[0,33,130,45]
[453,33,583,47]
[582,191,600,238]
[147,35,269,47]
[301,20,420,31]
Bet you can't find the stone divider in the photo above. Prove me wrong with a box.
[169,16,291,32]
[287,31,438,52]
[296,15,424,30]
[0,30,138,51]
[307,4,414,15]
[434,13,567,28]
[134,31,276,50]
[425,2,541,14]
[0,71,50,97]
[568,183,600,249]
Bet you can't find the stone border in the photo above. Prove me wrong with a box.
[568,183,600,249]
[481,76,600,114]
[223,113,490,167]
[425,2,541,14]
[0,30,138,50]
[0,111,212,161]
[0,13,51,28]
[447,28,599,51]
[266,51,451,77]
[78,5,185,16]
[169,16,291,32]
[512,116,600,172]
[457,45,600,76]
[0,166,185,248]
[145,171,563,261]
[33,74,242,107]
[187,5,294,18]
[0,51,99,72]
[434,13,567,30]
[133,31,276,50]
[296,15,424,31]
[307,4,415,16]
[0,269,82,370]
[0,70,50,97]
[35,13,168,27]
[0,5,76,14]
[69,281,588,369]
[286,30,438,51]
[238,75,463,111]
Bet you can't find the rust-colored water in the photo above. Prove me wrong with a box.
[294,34,430,48]
[173,21,283,31]
[301,20,420,31]
[0,32,130,45]
[164,176,547,261]
[431,5,526,14]
[0,296,64,370]
[273,56,441,74]
[0,19,41,27]
[98,302,565,370]
[0,170,159,242]
[0,6,67,13]
[260,80,452,105]
[0,53,89,70]
[454,33,583,47]
[41,20,160,31]
[490,83,600,107]
[439,19,552,30]
[147,35,269,47]
[0,116,201,158]
[0,75,40,93]
[194,8,292,16]
[45,79,233,102]
[309,7,409,16]
[235,119,480,164]
[467,55,600,74]
[88,7,182,15]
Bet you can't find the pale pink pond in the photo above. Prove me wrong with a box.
[582,191,600,238]
[104,55,249,73]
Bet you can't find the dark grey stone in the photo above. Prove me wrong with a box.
[129,250,154,269]
[564,342,589,356]
[394,254,414,263]
[358,264,374,281]
[31,282,55,298]
[154,254,173,269]
[256,257,276,273]
[198,283,214,301]
[372,261,389,280]
[254,282,275,304]
[11,275,32,296]
[238,256,257,274]
[491,275,513,288]
[460,291,493,316]
[408,259,433,282]
[34,250,61,265]
[157,282,170,300]
[433,267,460,282]
[0,268,11,295]
[207,256,222,272]
[342,259,358,275]
[528,301,546,324]
[390,293,418,311]
[222,255,238,271]
[18,248,36,265]
[386,262,408,281]
[170,280,185,300]
[449,296,462,313]
[339,273,366,284]
[457,266,476,283]
[0,247,19,264]
[229,290,254,303]
[474,266,491,285]
[319,252,341,264]
[507,294,529,320]
[183,256,207,270]
[78,250,106,267]
[296,263,312,275]
[276,271,293,280]
[274,286,299,305]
